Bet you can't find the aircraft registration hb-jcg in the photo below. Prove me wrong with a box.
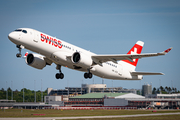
[8,28,172,80]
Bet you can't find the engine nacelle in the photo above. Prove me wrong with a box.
[71,52,93,68]
[25,53,46,69]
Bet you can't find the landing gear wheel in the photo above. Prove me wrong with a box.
[16,53,22,58]
[60,73,64,79]
[84,72,93,79]
[55,73,64,79]
[84,73,88,79]
[88,73,93,78]
[56,73,60,79]
[55,65,64,79]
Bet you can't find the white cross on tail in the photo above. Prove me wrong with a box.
[131,47,137,62]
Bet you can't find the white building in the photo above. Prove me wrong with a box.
[104,93,145,106]
[146,94,180,99]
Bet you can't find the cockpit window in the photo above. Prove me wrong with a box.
[14,29,22,32]
[14,29,27,34]
[22,30,27,33]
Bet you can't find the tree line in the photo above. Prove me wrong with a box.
[1,86,179,102]
[0,87,47,102]
[152,86,180,94]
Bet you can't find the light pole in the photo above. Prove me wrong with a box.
[23,81,24,103]
[6,81,8,100]
[11,81,13,100]
[34,80,36,103]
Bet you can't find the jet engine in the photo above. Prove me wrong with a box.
[71,52,93,68]
[25,53,46,69]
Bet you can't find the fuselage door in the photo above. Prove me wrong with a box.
[118,64,123,76]
[33,30,39,43]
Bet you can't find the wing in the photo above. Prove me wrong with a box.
[91,47,172,65]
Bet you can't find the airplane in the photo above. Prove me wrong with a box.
[8,28,172,80]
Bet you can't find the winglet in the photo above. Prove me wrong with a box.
[163,47,173,54]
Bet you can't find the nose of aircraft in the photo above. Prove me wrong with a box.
[8,32,14,40]
[8,32,18,43]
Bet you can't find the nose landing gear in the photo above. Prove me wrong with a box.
[16,45,24,58]
[16,53,21,58]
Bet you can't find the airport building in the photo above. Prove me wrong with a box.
[45,84,137,106]
[145,94,180,99]
[45,84,137,105]
[13,102,59,109]
[0,100,16,109]
[44,84,180,109]
[66,93,145,107]
[65,92,180,109]
[1,83,180,109]
[47,84,137,96]
[142,84,152,96]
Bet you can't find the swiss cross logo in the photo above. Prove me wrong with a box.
[131,47,137,62]
[122,44,143,66]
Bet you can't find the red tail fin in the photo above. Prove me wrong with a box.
[122,41,144,67]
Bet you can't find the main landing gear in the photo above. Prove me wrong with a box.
[55,65,93,79]
[84,68,93,79]
[55,65,64,79]
[84,72,93,79]
[16,45,24,58]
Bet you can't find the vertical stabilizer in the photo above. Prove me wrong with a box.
[119,41,144,71]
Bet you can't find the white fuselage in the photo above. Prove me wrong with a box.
[8,28,143,80]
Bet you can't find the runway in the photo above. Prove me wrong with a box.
[0,112,180,120]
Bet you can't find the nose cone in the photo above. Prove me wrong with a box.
[8,32,19,43]
[8,32,15,41]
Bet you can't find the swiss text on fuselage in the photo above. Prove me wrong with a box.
[41,33,62,49]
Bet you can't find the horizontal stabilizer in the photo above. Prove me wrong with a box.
[131,72,164,75]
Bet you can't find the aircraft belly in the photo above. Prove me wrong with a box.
[92,64,121,80]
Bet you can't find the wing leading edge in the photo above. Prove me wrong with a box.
[91,47,172,65]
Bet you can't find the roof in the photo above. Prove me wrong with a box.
[125,98,180,101]
[13,103,59,107]
[115,93,145,99]
[71,93,127,99]
[156,94,180,97]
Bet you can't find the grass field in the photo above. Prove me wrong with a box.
[0,109,180,119]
